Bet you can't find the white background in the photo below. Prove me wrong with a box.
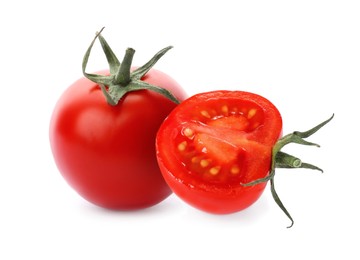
[1,0,359,259]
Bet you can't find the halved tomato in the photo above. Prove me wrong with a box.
[156,90,282,214]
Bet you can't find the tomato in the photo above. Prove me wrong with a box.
[50,69,186,209]
[156,90,283,214]
[50,29,186,210]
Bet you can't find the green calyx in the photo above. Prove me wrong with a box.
[243,114,334,228]
[82,28,180,105]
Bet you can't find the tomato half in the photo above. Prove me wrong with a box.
[156,90,282,214]
[50,69,186,210]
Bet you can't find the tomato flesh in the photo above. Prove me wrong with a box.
[156,90,282,214]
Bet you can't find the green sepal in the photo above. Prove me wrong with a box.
[98,32,120,74]
[131,46,173,80]
[82,28,115,86]
[270,178,294,228]
[98,84,116,106]
[82,28,180,105]
[242,114,334,228]
[127,81,180,104]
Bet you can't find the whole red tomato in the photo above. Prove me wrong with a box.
[50,29,186,210]
[156,90,333,227]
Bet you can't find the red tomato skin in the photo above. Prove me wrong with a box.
[158,159,268,214]
[156,90,282,214]
[50,69,186,210]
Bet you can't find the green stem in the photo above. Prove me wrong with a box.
[242,114,334,228]
[82,28,180,106]
[115,48,135,85]
[276,152,302,168]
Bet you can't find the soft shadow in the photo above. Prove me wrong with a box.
[77,194,184,217]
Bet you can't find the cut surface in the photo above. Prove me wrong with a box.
[170,95,276,186]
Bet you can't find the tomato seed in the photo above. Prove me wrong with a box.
[230,165,240,174]
[191,157,201,164]
[221,105,229,115]
[183,128,194,138]
[178,141,187,151]
[200,110,211,118]
[248,109,257,119]
[200,159,210,168]
[209,166,221,175]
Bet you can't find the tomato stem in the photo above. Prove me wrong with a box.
[82,28,180,105]
[275,152,302,168]
[243,114,334,228]
[115,48,135,86]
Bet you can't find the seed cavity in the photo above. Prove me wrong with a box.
[248,109,257,119]
[209,166,221,175]
[178,141,187,151]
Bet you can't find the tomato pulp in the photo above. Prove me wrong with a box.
[50,69,186,210]
[156,90,282,214]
